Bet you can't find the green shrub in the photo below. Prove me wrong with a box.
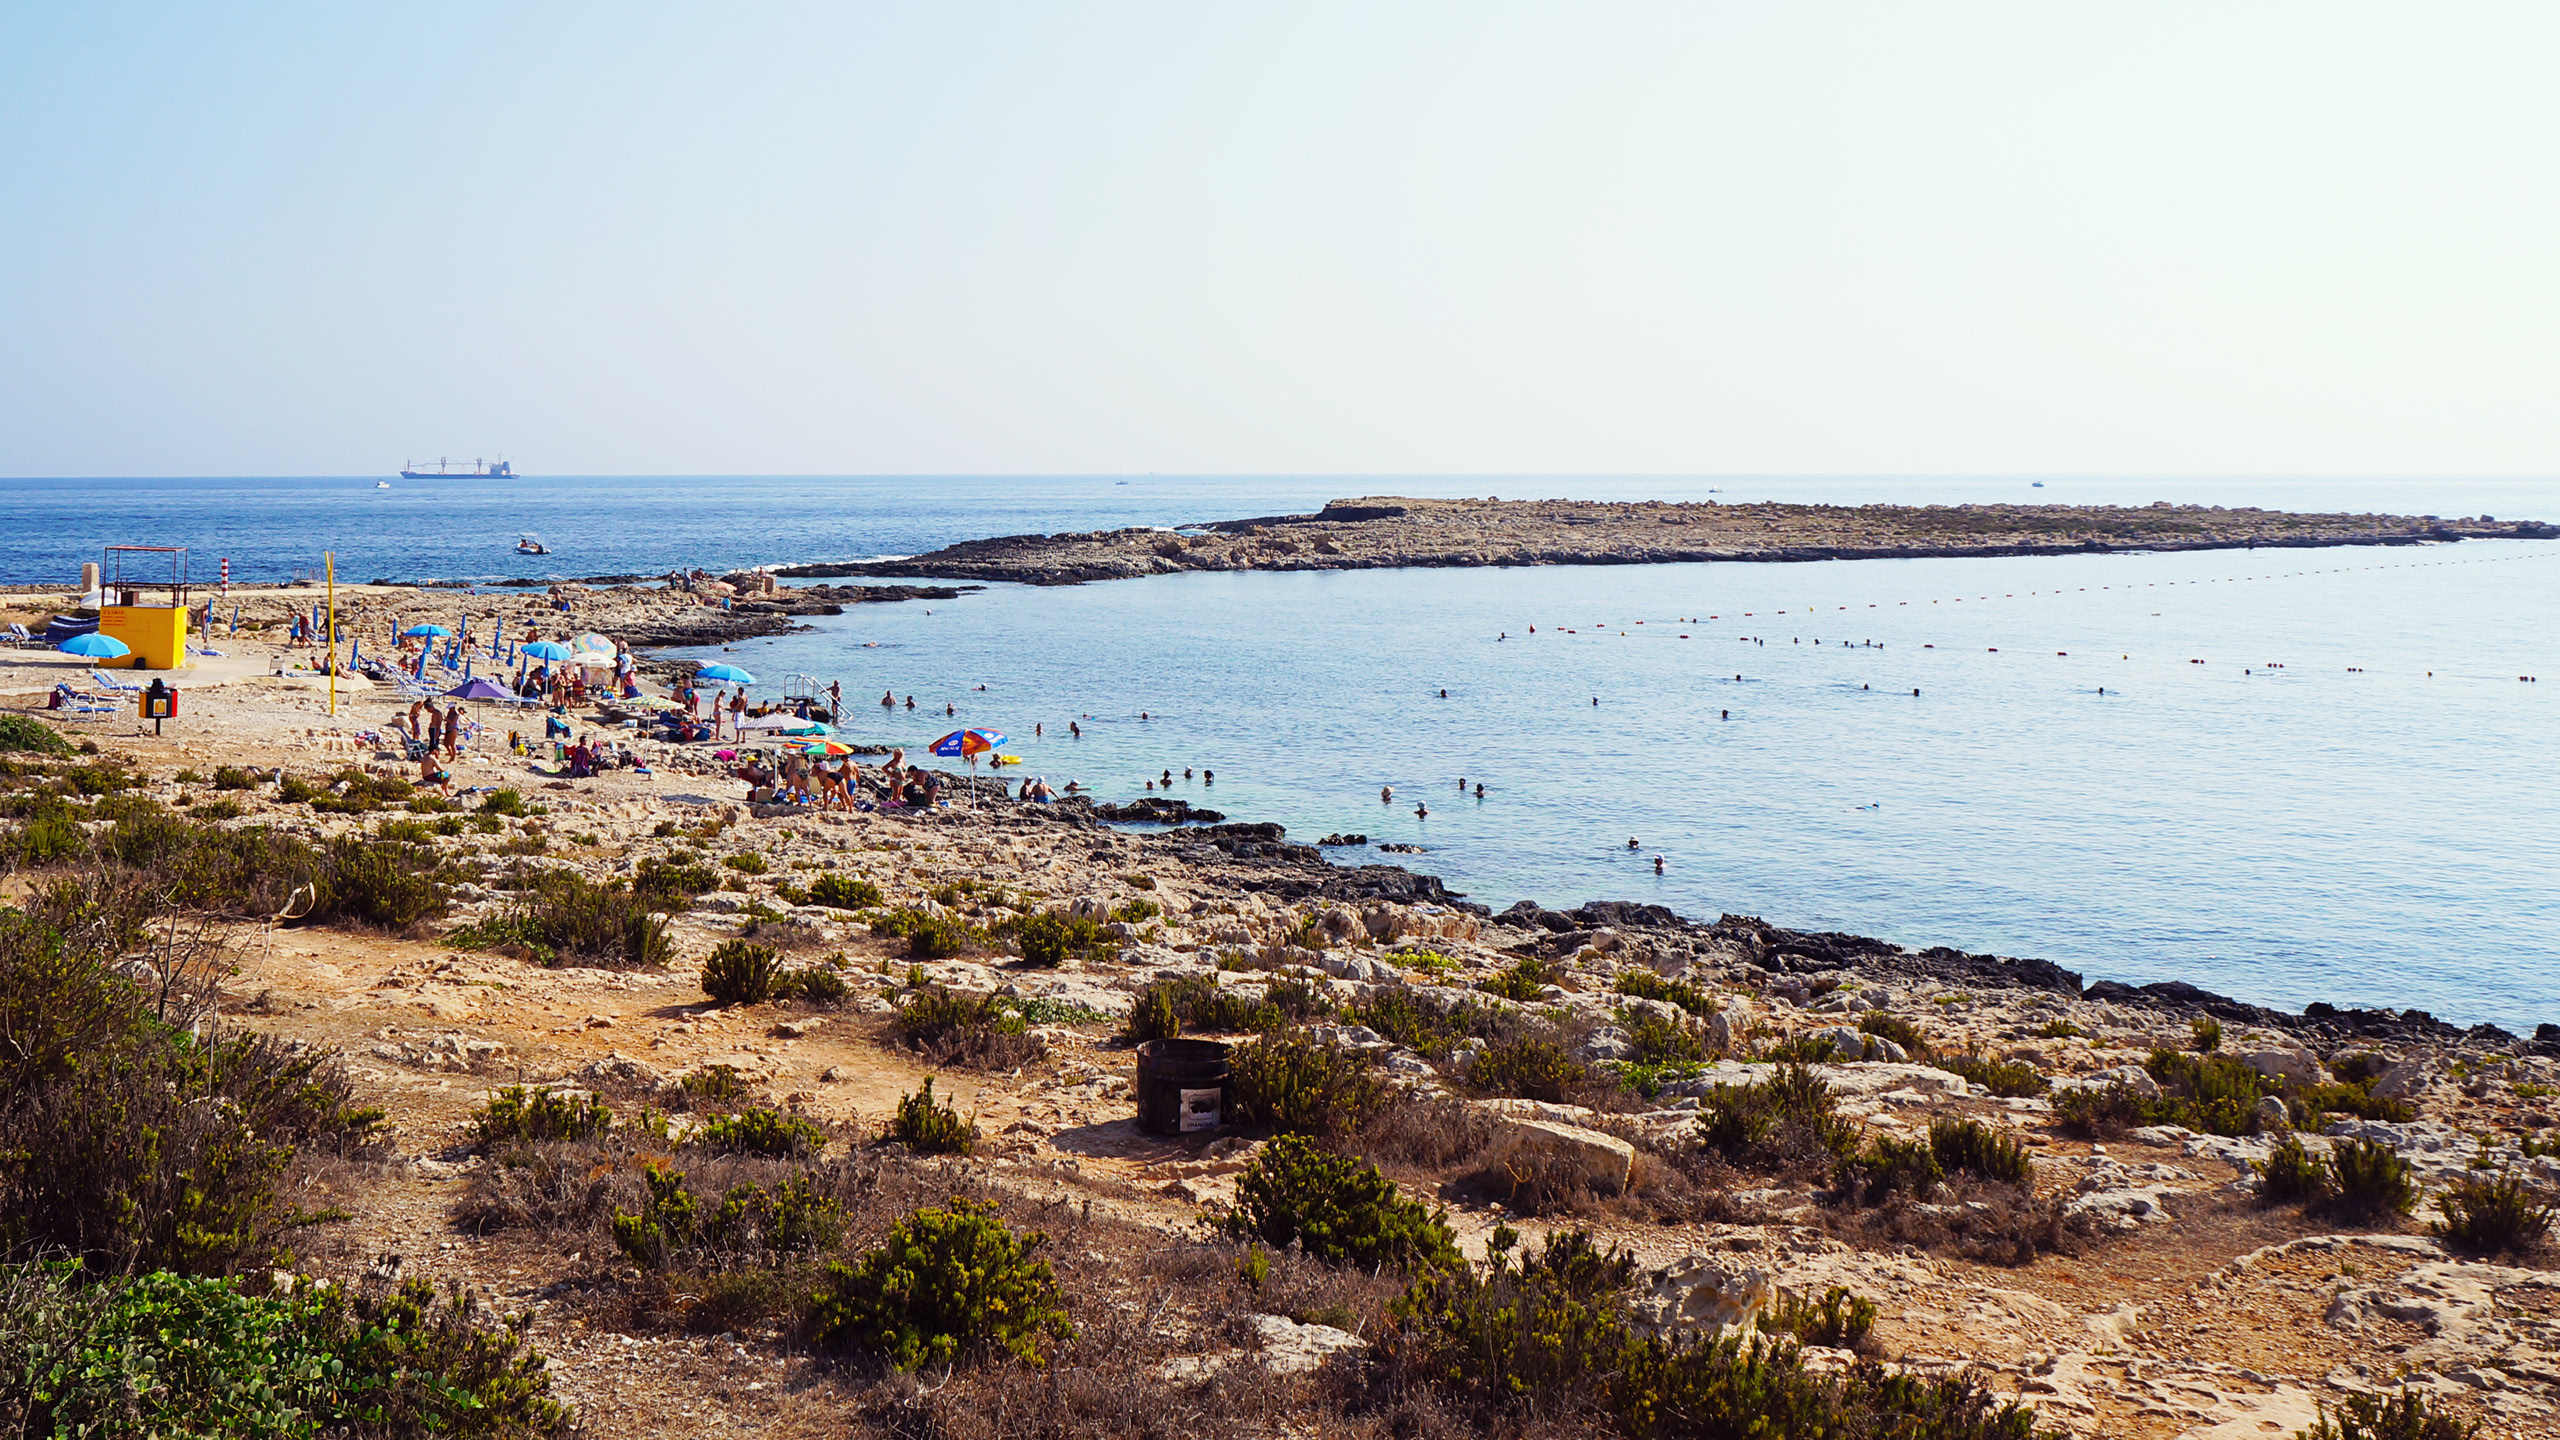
[0,714,74,757]
[1696,1062,1857,1163]
[2257,1135,2331,1204]
[0,1266,572,1439]
[721,851,768,874]
[2054,1082,2147,1137]
[2,807,84,868]
[679,1064,749,1104]
[701,939,784,1005]
[1225,1133,1459,1272]
[2327,1138,2417,1219]
[1124,973,1292,1038]
[1933,1052,2050,1098]
[611,1164,842,1270]
[1225,1028,1387,1138]
[781,964,850,1005]
[689,1107,824,1158]
[2299,1388,2481,1440]
[634,857,718,907]
[891,987,1042,1069]
[1477,957,1558,1002]
[1768,1285,1877,1349]
[454,868,671,969]
[807,1198,1071,1370]
[2191,1016,2223,1053]
[479,789,529,816]
[1013,909,1110,967]
[1382,1227,2038,1438]
[0,908,385,1276]
[805,872,884,909]
[891,1076,975,1154]
[1929,1117,2033,1186]
[2299,1081,2416,1123]
[470,1087,611,1149]
[1466,1034,1587,1104]
[874,906,978,958]
[2036,1019,2084,1039]
[1858,1011,1929,1056]
[1124,984,1182,1042]
[1349,987,1489,1060]
[2142,1048,2275,1136]
[2433,1170,2554,1255]
[1614,968,1716,1016]
[211,764,257,790]
[1834,1134,1944,1205]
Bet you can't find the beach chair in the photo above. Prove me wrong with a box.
[90,668,145,693]
[2,623,39,649]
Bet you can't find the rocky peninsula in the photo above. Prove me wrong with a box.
[820,495,2557,586]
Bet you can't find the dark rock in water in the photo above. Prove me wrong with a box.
[1094,797,1225,824]
[1316,833,1369,846]
[1571,900,1682,930]
[1376,842,1425,854]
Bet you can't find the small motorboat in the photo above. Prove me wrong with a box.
[515,535,550,556]
[375,480,391,489]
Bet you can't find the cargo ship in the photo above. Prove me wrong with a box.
[400,457,516,479]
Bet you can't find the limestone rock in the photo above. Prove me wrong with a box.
[1248,1314,1363,1375]
[1489,1117,1635,1194]
[2245,1047,2323,1085]
[1633,1255,1772,1337]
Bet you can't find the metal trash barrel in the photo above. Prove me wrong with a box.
[1134,1038,1231,1135]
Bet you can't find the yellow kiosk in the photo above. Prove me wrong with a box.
[97,545,191,671]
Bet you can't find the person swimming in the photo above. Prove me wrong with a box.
[1473,783,1484,797]
[1069,721,1081,738]
[1414,803,1428,819]
[1381,786,1393,803]
[1627,837,1640,850]
[1653,856,1665,874]
[1201,769,1213,783]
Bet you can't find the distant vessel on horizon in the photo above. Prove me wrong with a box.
[401,457,516,479]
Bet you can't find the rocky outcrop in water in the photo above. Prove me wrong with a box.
[815,495,2557,586]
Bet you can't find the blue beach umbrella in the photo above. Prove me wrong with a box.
[521,640,572,662]
[403,624,452,638]
[696,663,756,685]
[59,632,129,658]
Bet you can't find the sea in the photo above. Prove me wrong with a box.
[5,472,2555,1033]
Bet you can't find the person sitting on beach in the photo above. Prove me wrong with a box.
[567,742,595,779]
[417,752,452,793]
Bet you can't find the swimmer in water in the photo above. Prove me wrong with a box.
[1381,786,1393,803]
[1592,696,1599,706]
[1161,769,1172,785]
[1140,711,1149,720]
[881,691,895,708]
[1069,721,1081,738]
[904,695,915,709]
[1720,710,1728,720]
[1627,837,1639,850]
[1474,783,1484,797]
[1202,769,1213,783]
[945,702,955,716]
[1183,768,1193,779]
[1414,803,1428,819]
[1653,856,1665,875]
[1035,722,1043,736]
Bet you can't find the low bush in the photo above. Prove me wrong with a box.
[1834,1134,1944,1205]
[2433,1170,2554,1255]
[1123,973,1297,1039]
[1349,987,1493,1060]
[1934,1052,2050,1098]
[0,1265,573,1439]
[805,872,885,909]
[1124,983,1183,1041]
[2054,1082,2148,1137]
[211,764,258,790]
[1620,1007,1709,1066]
[875,906,980,959]
[701,939,785,1005]
[679,1064,749,1105]
[721,851,768,874]
[806,1198,1071,1370]
[470,1087,612,1149]
[450,868,671,969]
[1224,1133,1459,1273]
[1929,1117,2034,1187]
[1466,1034,1588,1104]
[1858,1011,1930,1056]
[1614,968,1716,1016]
[688,1107,825,1158]
[891,1076,975,1154]
[1381,1227,2041,1438]
[480,788,530,816]
[610,1163,843,1271]
[1695,1062,1857,1166]
[1477,957,1558,1002]
[783,963,851,1005]
[1012,909,1111,967]
[1225,1028,1387,1138]
[2299,1388,2481,1440]
[2326,1138,2417,1219]
[2257,1135,2331,1204]
[2298,1080,2416,1123]
[2191,1016,2223,1053]
[0,714,74,756]
[634,857,719,907]
[891,986,1043,1070]
[1768,1285,1878,1349]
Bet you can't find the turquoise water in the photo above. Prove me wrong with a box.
[674,534,2559,1033]
[7,472,2555,1030]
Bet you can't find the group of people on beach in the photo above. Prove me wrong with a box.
[732,745,944,811]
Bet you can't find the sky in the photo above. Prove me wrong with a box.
[5,4,2560,477]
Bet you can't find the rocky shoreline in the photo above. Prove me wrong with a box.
[812,495,2559,586]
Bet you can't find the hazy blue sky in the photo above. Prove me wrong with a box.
[6,4,2559,477]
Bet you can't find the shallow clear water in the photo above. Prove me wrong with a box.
[677,535,2559,1033]
[8,473,2555,1030]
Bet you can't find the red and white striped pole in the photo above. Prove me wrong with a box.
[219,558,230,596]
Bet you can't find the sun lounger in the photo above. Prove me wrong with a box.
[1,623,40,648]
[90,668,145,692]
